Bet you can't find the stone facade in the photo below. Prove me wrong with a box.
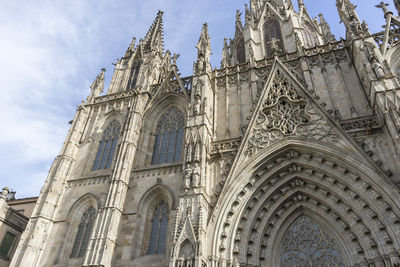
[0,188,31,267]
[9,0,400,266]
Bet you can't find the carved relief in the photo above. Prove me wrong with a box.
[247,69,338,155]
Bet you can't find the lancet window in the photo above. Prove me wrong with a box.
[236,37,246,64]
[92,120,121,170]
[263,19,284,57]
[279,216,345,267]
[126,61,141,90]
[70,207,96,258]
[151,108,185,165]
[147,200,169,255]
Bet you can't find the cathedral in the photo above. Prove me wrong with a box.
[8,0,400,266]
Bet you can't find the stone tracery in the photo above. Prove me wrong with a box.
[279,216,345,267]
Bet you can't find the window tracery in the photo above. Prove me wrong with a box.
[92,120,121,170]
[279,216,345,267]
[70,206,96,258]
[126,61,141,90]
[303,23,318,48]
[151,108,185,165]
[148,200,169,255]
[263,19,284,57]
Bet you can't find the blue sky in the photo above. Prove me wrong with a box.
[0,0,394,198]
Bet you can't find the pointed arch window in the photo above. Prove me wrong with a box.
[126,61,141,90]
[303,23,317,48]
[148,200,169,255]
[280,216,345,266]
[92,120,121,171]
[263,19,284,57]
[70,207,96,258]
[236,37,246,64]
[151,108,185,165]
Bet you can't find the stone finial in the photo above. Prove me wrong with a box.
[376,2,392,17]
[1,187,9,199]
[172,53,180,66]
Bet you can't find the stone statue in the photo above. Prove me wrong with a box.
[193,96,201,115]
[184,166,192,190]
[372,59,386,79]
[268,38,281,55]
[192,163,201,188]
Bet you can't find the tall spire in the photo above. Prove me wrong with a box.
[195,23,212,74]
[143,10,164,52]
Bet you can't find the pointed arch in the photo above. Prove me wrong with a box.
[126,59,142,90]
[57,194,99,262]
[278,214,345,266]
[302,22,318,48]
[176,239,195,267]
[263,19,284,57]
[208,141,400,267]
[134,93,188,168]
[236,36,246,64]
[92,119,121,170]
[151,108,185,165]
[136,185,175,256]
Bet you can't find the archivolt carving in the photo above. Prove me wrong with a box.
[215,147,400,267]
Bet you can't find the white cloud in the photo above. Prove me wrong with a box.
[0,0,390,197]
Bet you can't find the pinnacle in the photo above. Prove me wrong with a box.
[143,10,165,52]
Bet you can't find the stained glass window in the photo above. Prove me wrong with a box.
[236,37,246,64]
[151,108,185,165]
[70,207,96,258]
[263,19,284,57]
[126,61,141,90]
[280,216,345,267]
[0,232,16,259]
[148,201,169,254]
[92,120,121,171]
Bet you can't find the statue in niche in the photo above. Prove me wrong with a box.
[194,142,201,162]
[192,163,201,188]
[193,96,201,115]
[184,165,192,190]
[372,59,386,79]
[268,38,282,55]
[193,81,202,115]
[186,142,193,163]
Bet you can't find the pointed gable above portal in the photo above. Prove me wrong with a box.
[225,58,387,182]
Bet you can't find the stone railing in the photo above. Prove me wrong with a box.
[5,208,28,232]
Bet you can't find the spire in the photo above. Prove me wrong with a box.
[221,38,230,68]
[143,10,164,52]
[195,23,212,74]
[318,13,336,43]
[87,68,106,104]
[336,0,369,39]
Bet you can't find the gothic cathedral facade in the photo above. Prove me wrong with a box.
[9,0,400,266]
